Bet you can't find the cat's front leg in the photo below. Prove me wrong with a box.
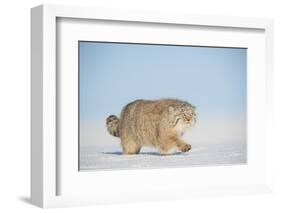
[179,143,192,152]
[159,135,191,154]
[172,136,192,152]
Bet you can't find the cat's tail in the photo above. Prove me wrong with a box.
[106,115,120,137]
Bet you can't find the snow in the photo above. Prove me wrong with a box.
[79,117,247,171]
[79,141,246,171]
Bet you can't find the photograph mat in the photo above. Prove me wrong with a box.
[56,17,266,197]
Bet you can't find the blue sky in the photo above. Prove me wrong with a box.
[79,41,246,122]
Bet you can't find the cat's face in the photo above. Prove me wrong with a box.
[180,105,197,127]
[169,103,197,128]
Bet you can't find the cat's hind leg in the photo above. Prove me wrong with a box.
[121,138,141,155]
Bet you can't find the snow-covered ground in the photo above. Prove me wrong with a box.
[79,116,247,171]
[79,141,246,171]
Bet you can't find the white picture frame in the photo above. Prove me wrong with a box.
[31,4,274,208]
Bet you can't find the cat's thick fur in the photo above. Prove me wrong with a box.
[106,99,197,155]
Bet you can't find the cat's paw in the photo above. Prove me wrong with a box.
[181,144,191,152]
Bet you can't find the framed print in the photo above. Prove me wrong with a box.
[31,4,274,208]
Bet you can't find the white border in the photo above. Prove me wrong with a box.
[31,4,274,208]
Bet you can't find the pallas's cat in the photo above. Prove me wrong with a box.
[106,99,197,155]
